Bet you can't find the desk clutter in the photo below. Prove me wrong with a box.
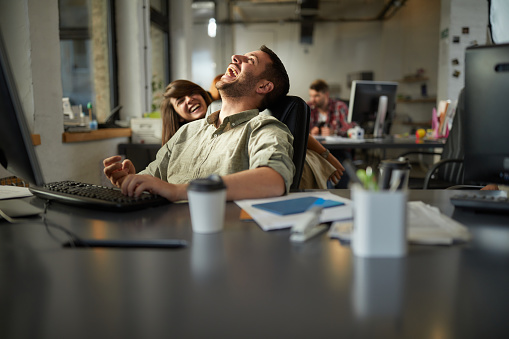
[235,190,470,255]
[329,201,471,246]
[63,98,98,132]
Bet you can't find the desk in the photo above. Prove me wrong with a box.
[318,135,445,151]
[2,190,509,338]
[319,136,446,169]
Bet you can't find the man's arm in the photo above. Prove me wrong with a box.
[119,166,285,202]
[221,167,285,200]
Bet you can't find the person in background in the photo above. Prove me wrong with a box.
[104,45,295,202]
[160,80,212,144]
[307,79,355,188]
[308,79,355,137]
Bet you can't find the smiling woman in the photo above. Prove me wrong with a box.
[160,80,212,144]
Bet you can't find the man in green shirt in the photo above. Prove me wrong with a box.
[103,45,295,202]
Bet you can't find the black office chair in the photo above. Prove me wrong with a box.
[207,96,310,190]
[265,96,310,190]
[400,89,481,189]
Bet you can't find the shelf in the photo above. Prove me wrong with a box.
[62,128,131,143]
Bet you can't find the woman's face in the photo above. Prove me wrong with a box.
[170,93,208,122]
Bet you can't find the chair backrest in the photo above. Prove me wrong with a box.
[206,96,310,190]
[436,89,465,184]
[265,96,310,190]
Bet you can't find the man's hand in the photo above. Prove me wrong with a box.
[320,126,332,136]
[103,155,136,188]
[120,174,187,202]
[310,126,320,135]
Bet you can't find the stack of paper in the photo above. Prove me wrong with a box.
[329,201,470,245]
[235,192,353,231]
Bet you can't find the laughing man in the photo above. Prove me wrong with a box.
[103,45,295,202]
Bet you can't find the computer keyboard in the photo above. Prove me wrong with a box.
[29,181,170,211]
[450,193,509,213]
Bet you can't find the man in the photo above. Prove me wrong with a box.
[103,45,295,202]
[307,79,355,188]
[308,79,355,136]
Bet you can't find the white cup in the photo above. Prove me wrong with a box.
[351,186,408,257]
[187,175,227,234]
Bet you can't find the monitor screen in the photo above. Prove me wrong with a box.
[0,29,45,186]
[463,43,509,186]
[489,0,509,44]
[347,80,398,136]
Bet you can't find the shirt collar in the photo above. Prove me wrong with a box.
[206,109,260,130]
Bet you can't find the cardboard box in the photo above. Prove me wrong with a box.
[130,118,162,144]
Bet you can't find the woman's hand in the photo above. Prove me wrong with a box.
[326,153,345,185]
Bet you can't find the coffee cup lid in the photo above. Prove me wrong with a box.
[188,174,226,192]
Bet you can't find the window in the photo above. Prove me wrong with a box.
[59,0,117,122]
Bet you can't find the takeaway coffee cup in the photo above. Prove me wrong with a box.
[187,175,227,233]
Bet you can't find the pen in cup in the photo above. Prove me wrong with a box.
[342,160,378,191]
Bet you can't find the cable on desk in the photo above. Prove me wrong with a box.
[3,199,188,249]
[1,199,82,247]
[42,200,82,247]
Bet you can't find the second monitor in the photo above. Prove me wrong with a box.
[348,80,398,137]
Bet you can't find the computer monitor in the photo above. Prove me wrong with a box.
[348,80,398,137]
[463,43,509,186]
[0,29,45,186]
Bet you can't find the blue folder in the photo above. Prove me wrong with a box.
[252,196,344,216]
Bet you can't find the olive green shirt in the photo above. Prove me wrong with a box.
[138,109,295,192]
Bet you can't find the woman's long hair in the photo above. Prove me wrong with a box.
[161,80,212,145]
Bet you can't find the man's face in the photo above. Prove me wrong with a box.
[216,50,271,97]
[309,89,329,109]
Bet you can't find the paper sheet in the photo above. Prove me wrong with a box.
[329,201,471,245]
[0,185,33,200]
[324,136,367,143]
[235,191,352,231]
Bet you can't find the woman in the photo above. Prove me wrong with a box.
[160,80,212,144]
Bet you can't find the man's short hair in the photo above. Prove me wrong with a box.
[310,79,329,93]
[259,45,290,110]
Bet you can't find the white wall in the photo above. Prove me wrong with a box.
[437,0,488,103]
[226,0,441,133]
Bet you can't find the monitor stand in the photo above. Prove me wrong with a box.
[373,95,388,138]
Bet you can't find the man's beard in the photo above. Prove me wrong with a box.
[217,73,258,98]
